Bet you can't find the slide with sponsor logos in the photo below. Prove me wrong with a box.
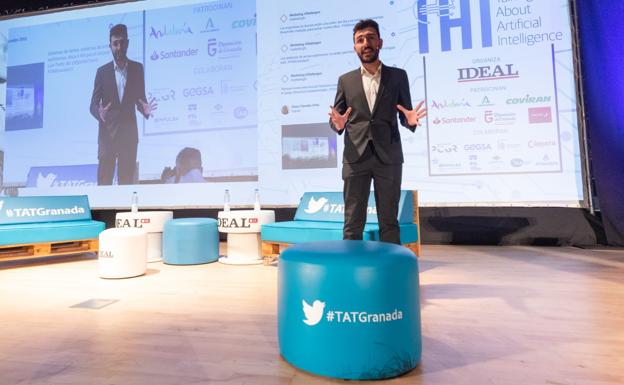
[0,0,585,208]
[0,0,258,208]
[257,0,584,206]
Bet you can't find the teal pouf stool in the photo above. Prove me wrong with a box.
[278,240,421,380]
[162,218,219,265]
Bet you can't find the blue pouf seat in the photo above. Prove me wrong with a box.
[162,218,219,265]
[278,240,421,380]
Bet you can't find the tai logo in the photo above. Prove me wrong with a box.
[302,299,325,326]
[304,197,329,214]
[415,0,493,53]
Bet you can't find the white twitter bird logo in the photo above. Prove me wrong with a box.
[302,299,325,326]
[304,197,328,214]
[36,172,57,188]
[0,201,4,211]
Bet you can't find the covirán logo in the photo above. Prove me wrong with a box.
[302,299,325,326]
[304,197,328,214]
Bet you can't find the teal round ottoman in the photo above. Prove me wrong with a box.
[162,218,219,265]
[278,240,421,380]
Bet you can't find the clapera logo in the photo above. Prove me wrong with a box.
[302,299,325,326]
[304,197,328,214]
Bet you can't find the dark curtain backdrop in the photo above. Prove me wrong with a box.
[576,0,624,246]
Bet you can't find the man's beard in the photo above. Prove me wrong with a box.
[113,50,127,63]
[357,48,379,64]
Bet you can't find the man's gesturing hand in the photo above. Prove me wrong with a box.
[139,98,158,118]
[397,100,427,127]
[328,106,352,131]
[98,100,112,122]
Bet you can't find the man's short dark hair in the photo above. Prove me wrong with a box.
[109,24,128,41]
[353,19,380,41]
[176,147,203,171]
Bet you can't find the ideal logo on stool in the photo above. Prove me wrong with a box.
[99,250,114,258]
[116,218,151,228]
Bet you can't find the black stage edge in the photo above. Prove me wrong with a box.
[92,207,605,246]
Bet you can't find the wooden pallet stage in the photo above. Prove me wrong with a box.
[262,240,421,265]
[0,239,99,263]
[262,191,422,264]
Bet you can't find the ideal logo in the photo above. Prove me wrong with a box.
[458,64,519,83]
[302,299,325,326]
[99,250,114,258]
[415,0,492,54]
[304,196,329,214]
[218,217,252,229]
[116,218,143,228]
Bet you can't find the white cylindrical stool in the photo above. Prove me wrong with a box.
[98,228,148,279]
[218,209,275,265]
[115,211,173,262]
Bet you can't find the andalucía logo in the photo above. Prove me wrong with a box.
[302,298,404,327]
[149,23,193,39]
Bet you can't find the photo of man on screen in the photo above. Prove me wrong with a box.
[89,23,157,185]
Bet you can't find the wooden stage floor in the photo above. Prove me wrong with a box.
[0,245,623,385]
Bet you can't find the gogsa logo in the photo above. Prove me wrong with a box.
[304,196,328,214]
[302,299,325,326]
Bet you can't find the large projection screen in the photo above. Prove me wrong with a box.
[0,0,586,208]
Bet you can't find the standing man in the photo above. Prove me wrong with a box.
[329,19,427,244]
[90,24,157,185]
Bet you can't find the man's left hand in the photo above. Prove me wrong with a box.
[139,98,158,117]
[397,100,427,126]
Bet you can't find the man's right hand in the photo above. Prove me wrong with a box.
[98,100,112,122]
[328,106,352,131]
